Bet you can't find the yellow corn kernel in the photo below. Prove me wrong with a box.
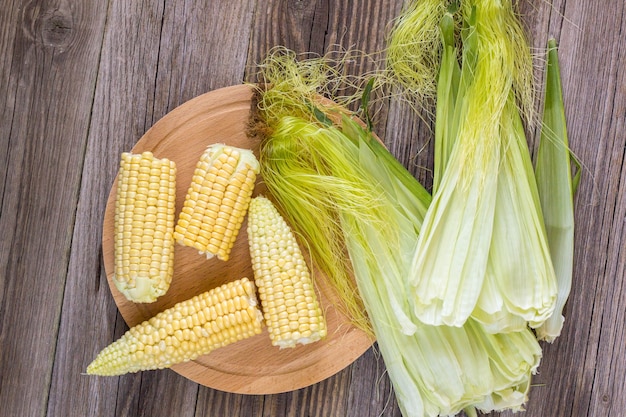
[114,151,176,303]
[247,196,327,349]
[174,144,259,261]
[86,277,264,376]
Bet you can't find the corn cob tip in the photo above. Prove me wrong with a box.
[87,277,263,376]
[214,142,260,174]
[174,143,260,261]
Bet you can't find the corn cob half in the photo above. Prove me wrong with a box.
[87,277,264,376]
[247,196,327,348]
[174,144,259,261]
[114,151,176,303]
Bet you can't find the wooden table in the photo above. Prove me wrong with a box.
[1,1,624,416]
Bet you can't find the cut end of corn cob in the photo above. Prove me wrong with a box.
[174,144,260,261]
[113,151,177,303]
[247,196,327,349]
[86,277,264,376]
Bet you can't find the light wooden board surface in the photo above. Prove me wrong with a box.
[101,84,373,395]
[1,1,624,416]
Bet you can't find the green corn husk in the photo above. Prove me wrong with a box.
[433,10,530,332]
[432,3,465,191]
[472,96,556,332]
[261,113,541,417]
[396,0,557,330]
[251,46,542,417]
[535,39,579,342]
[409,5,503,327]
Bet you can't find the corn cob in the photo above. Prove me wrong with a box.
[174,144,259,261]
[114,151,177,303]
[87,277,264,376]
[247,196,327,348]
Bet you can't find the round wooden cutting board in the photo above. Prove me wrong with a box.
[101,84,373,394]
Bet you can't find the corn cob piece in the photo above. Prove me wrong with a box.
[247,196,327,348]
[174,144,259,261]
[87,277,264,376]
[114,151,177,303]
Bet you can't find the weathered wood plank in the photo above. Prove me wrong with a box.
[259,367,354,417]
[384,97,436,191]
[347,346,402,417]
[195,388,265,416]
[570,1,626,415]
[0,1,23,205]
[245,0,328,64]
[0,0,108,415]
[151,0,256,122]
[45,1,174,416]
[555,1,626,417]
[115,370,199,417]
[0,0,24,327]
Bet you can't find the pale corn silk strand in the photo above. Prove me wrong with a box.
[386,0,535,123]
[386,0,450,101]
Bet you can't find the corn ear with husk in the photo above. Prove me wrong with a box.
[252,41,542,416]
[408,3,504,327]
[534,39,579,342]
[472,98,557,332]
[406,0,557,330]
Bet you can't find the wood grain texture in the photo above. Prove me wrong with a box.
[1,0,625,416]
[0,1,109,416]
